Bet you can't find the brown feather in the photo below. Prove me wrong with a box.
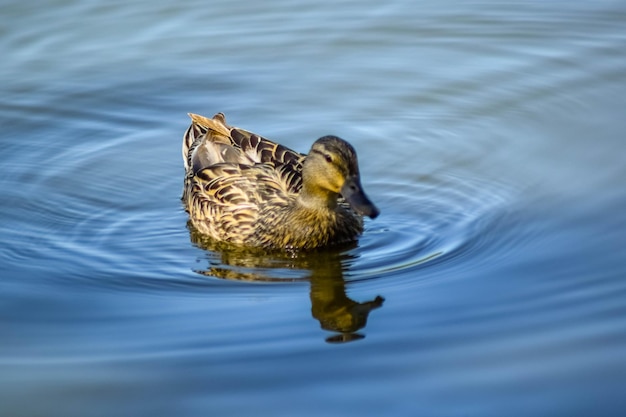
[182,113,376,250]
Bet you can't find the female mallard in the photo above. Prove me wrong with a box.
[182,113,379,250]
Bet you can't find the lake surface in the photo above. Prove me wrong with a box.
[2,0,626,416]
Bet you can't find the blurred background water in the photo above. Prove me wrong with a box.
[2,0,626,416]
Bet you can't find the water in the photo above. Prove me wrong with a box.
[2,0,626,416]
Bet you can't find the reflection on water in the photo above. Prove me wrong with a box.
[189,224,384,342]
[311,276,383,343]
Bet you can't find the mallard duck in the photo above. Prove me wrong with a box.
[182,113,379,250]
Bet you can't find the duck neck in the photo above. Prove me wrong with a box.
[297,181,339,213]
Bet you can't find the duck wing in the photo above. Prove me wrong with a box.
[184,113,305,175]
[187,162,299,242]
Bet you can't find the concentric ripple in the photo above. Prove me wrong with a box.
[346,172,518,283]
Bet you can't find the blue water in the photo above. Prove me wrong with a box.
[2,1,626,416]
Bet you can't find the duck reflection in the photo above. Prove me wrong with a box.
[189,223,384,343]
[310,272,384,343]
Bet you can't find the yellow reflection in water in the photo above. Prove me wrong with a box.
[188,224,384,343]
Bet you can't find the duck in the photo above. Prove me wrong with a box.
[182,112,379,250]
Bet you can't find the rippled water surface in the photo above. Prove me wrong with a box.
[2,1,626,416]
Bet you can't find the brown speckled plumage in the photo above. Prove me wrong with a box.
[182,113,379,250]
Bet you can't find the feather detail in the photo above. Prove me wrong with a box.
[182,113,378,250]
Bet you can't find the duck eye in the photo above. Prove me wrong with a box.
[324,154,333,163]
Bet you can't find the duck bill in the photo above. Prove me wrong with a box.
[341,176,380,219]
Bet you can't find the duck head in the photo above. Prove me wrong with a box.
[302,135,379,219]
